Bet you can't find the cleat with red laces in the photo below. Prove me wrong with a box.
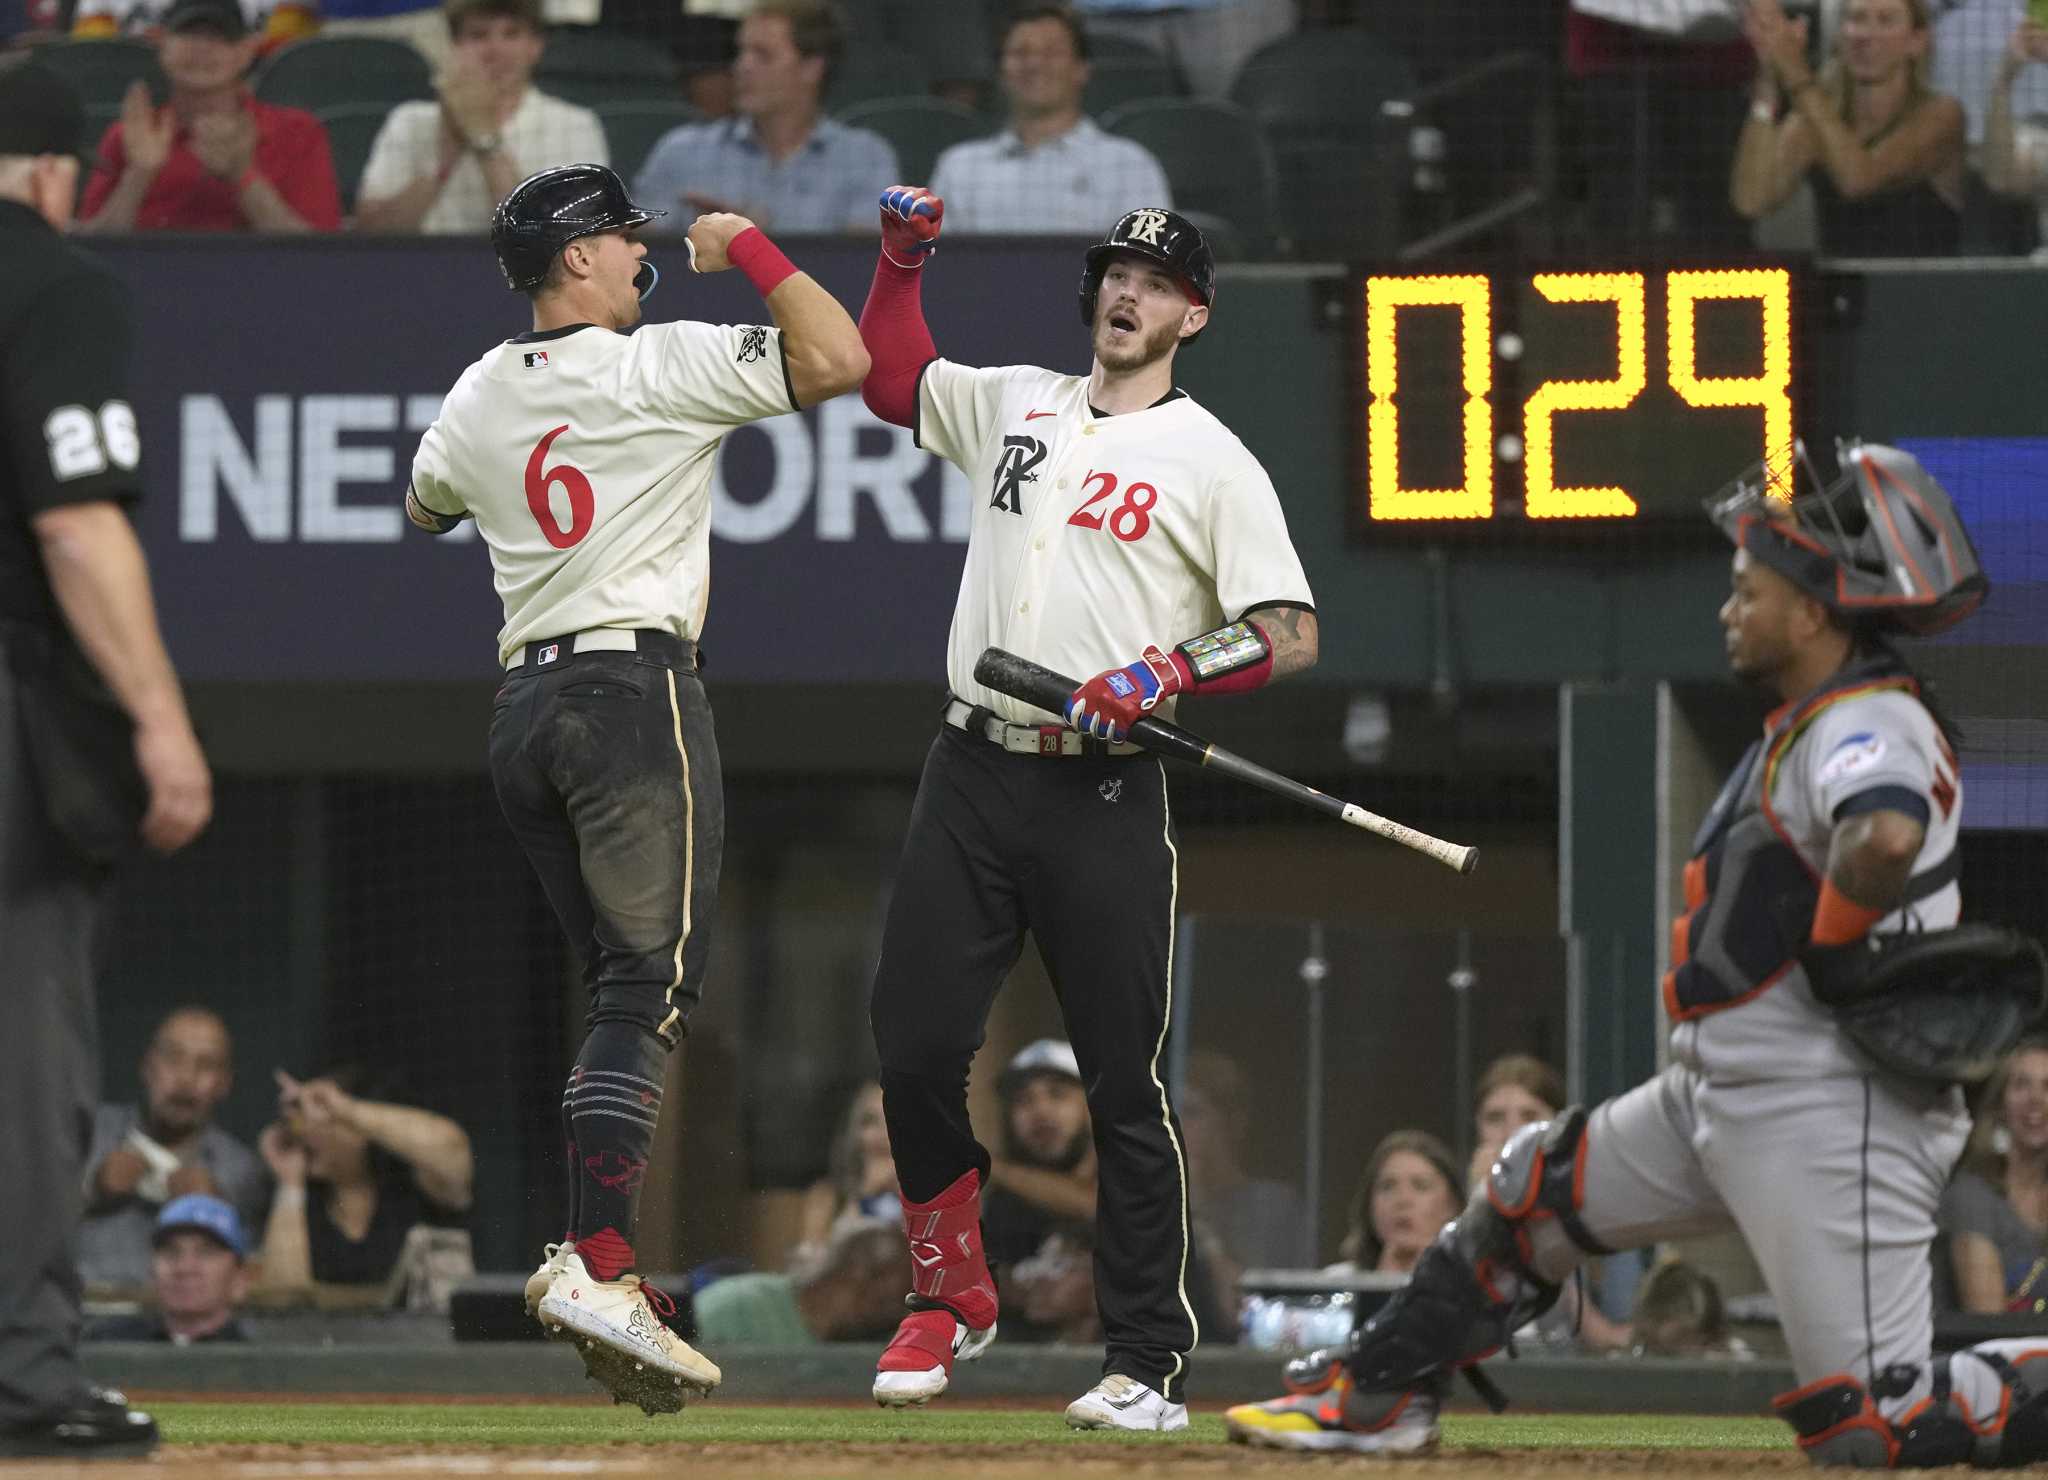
[1224,1369,1444,1454]
[537,1250,719,1416]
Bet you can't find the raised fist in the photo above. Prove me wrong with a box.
[685,211,759,273]
[879,185,943,267]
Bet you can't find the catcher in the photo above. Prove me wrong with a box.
[1227,441,2048,1466]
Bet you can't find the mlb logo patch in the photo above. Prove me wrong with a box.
[523,351,550,369]
[538,643,560,666]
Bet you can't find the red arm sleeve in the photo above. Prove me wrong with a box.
[858,252,937,430]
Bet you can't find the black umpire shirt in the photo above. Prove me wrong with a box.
[0,199,144,636]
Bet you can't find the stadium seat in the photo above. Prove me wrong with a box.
[825,39,931,111]
[28,38,165,112]
[1098,98,1276,253]
[594,98,701,186]
[1082,31,1180,115]
[1229,31,1416,257]
[536,26,679,109]
[316,101,395,214]
[254,37,433,114]
[836,95,984,186]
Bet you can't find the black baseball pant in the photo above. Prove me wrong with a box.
[870,722,1198,1400]
[489,631,722,1266]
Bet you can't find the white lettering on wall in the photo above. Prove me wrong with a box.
[300,396,402,543]
[180,394,292,541]
[815,399,930,542]
[710,415,815,544]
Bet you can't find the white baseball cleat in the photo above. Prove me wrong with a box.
[537,1251,720,1416]
[524,1241,574,1319]
[872,1309,998,1406]
[1065,1374,1189,1431]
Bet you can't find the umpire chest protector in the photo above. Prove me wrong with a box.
[1664,662,1928,1022]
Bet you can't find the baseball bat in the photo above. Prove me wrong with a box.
[972,647,1479,875]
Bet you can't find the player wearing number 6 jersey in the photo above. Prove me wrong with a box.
[857,189,1318,1430]
[405,163,867,1414]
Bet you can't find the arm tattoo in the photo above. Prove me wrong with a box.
[1825,810,1924,909]
[1248,605,1319,681]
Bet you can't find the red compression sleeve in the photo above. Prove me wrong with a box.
[1164,621,1276,696]
[858,252,937,429]
[727,227,798,298]
[1810,878,1887,945]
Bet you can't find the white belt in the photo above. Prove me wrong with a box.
[506,628,642,669]
[944,698,1142,758]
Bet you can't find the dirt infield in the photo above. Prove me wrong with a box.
[6,1444,1803,1479]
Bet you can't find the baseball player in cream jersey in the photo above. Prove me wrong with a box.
[855,191,1317,1431]
[405,163,867,1414]
[1228,445,2048,1471]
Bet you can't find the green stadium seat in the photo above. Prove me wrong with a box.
[536,27,680,109]
[825,39,930,111]
[1082,32,1180,115]
[316,101,396,214]
[255,37,433,114]
[836,95,985,187]
[1098,98,1276,254]
[594,99,701,186]
[29,38,165,112]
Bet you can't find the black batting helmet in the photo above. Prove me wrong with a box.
[492,163,664,294]
[1078,207,1216,344]
[1706,440,1990,637]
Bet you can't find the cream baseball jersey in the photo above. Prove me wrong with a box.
[410,319,795,665]
[918,361,1314,725]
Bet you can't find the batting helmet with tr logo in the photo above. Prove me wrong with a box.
[1078,207,1216,344]
[492,163,666,296]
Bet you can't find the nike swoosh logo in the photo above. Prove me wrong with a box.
[1025,410,1056,420]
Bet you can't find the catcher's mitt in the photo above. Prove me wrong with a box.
[1811,924,2048,1085]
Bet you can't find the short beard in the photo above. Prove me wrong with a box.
[1094,313,1182,374]
[1008,1125,1090,1173]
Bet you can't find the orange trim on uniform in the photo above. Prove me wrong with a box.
[1774,1372,1869,1407]
[1670,914,1690,971]
[1488,1149,1547,1219]
[1682,856,1707,908]
[1571,1125,1591,1210]
[1769,1374,1900,1467]
[1665,957,1794,1024]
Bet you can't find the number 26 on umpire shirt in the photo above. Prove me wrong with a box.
[917,359,1315,726]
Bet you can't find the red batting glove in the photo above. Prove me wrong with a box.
[879,185,943,268]
[1064,646,1187,743]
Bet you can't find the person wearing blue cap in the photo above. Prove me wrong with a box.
[86,1196,250,1346]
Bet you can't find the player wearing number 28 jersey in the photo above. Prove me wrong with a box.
[405,164,867,1414]
[857,189,1317,1431]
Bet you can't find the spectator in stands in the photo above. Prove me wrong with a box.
[317,0,450,71]
[792,1081,900,1261]
[980,1038,1098,1286]
[80,1007,267,1291]
[1939,1037,2048,1314]
[1935,0,2048,147]
[1464,1052,1633,1350]
[1011,1226,1103,1345]
[252,1065,472,1298]
[355,0,605,234]
[928,4,1172,235]
[1327,1129,1461,1278]
[1630,1260,1751,1359]
[75,0,340,233]
[631,0,897,232]
[1731,0,1966,256]
[1178,1048,1307,1275]
[70,0,313,49]
[691,1217,909,1345]
[1983,14,2048,251]
[85,1196,252,1344]
[1072,0,1294,99]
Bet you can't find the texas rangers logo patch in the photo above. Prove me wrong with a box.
[990,435,1045,515]
[523,351,549,369]
[736,326,769,363]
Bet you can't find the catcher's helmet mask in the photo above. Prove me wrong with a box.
[1079,207,1216,346]
[493,163,667,300]
[1705,439,1990,637]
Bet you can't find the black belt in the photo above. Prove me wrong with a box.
[509,629,697,672]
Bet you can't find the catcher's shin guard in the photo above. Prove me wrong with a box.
[1347,1108,1608,1394]
[1773,1350,2048,1469]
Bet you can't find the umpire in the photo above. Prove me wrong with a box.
[0,61,212,1461]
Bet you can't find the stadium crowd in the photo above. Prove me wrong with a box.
[1,0,2042,254]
